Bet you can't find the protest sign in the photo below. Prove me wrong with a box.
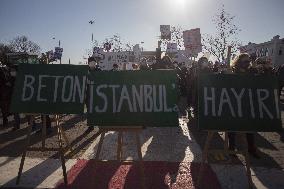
[160,25,171,40]
[198,74,282,132]
[10,64,88,114]
[87,70,178,127]
[54,47,63,59]
[183,28,202,56]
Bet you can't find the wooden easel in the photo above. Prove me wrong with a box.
[197,131,253,189]
[95,126,146,189]
[16,114,71,185]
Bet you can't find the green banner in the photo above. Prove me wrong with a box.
[198,74,282,132]
[87,70,178,127]
[10,64,88,114]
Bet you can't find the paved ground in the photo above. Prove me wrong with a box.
[0,113,284,188]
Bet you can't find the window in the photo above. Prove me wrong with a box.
[265,48,269,56]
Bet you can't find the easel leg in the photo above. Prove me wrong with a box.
[224,132,229,152]
[135,131,146,189]
[197,131,214,188]
[54,114,72,152]
[57,118,73,153]
[95,131,105,161]
[117,131,123,161]
[135,131,143,162]
[240,134,253,189]
[56,115,68,185]
[16,116,34,185]
[42,115,46,150]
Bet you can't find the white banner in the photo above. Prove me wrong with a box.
[92,50,132,70]
[166,43,177,53]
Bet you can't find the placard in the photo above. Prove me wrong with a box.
[198,74,282,132]
[87,70,178,127]
[160,25,171,40]
[10,64,88,114]
[183,28,202,56]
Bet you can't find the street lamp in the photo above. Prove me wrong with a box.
[52,37,62,64]
[89,19,95,43]
[140,41,144,52]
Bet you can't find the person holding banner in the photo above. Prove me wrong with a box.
[176,62,189,117]
[277,64,284,97]
[190,57,212,117]
[152,55,175,70]
[0,64,20,130]
[88,57,102,71]
[86,58,102,132]
[229,53,260,158]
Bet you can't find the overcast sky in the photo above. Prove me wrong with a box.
[0,0,283,64]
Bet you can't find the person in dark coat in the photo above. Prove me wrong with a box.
[190,57,212,117]
[0,64,20,130]
[86,58,102,132]
[277,64,284,98]
[151,55,175,70]
[229,53,260,159]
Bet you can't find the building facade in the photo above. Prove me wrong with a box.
[240,35,284,67]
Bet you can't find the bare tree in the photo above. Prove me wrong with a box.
[202,5,241,62]
[170,26,184,50]
[124,42,134,52]
[91,39,99,48]
[102,34,133,52]
[89,34,134,53]
[109,34,123,52]
[0,43,13,64]
[9,36,41,54]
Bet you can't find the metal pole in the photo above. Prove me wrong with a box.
[226,46,232,68]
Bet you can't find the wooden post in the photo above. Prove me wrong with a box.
[56,116,73,153]
[197,131,214,187]
[135,130,146,189]
[95,127,145,189]
[42,115,46,150]
[198,131,253,189]
[55,115,68,184]
[95,131,105,161]
[16,115,69,185]
[16,116,34,185]
[117,131,123,161]
[224,132,229,152]
[226,46,232,68]
[240,133,253,189]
